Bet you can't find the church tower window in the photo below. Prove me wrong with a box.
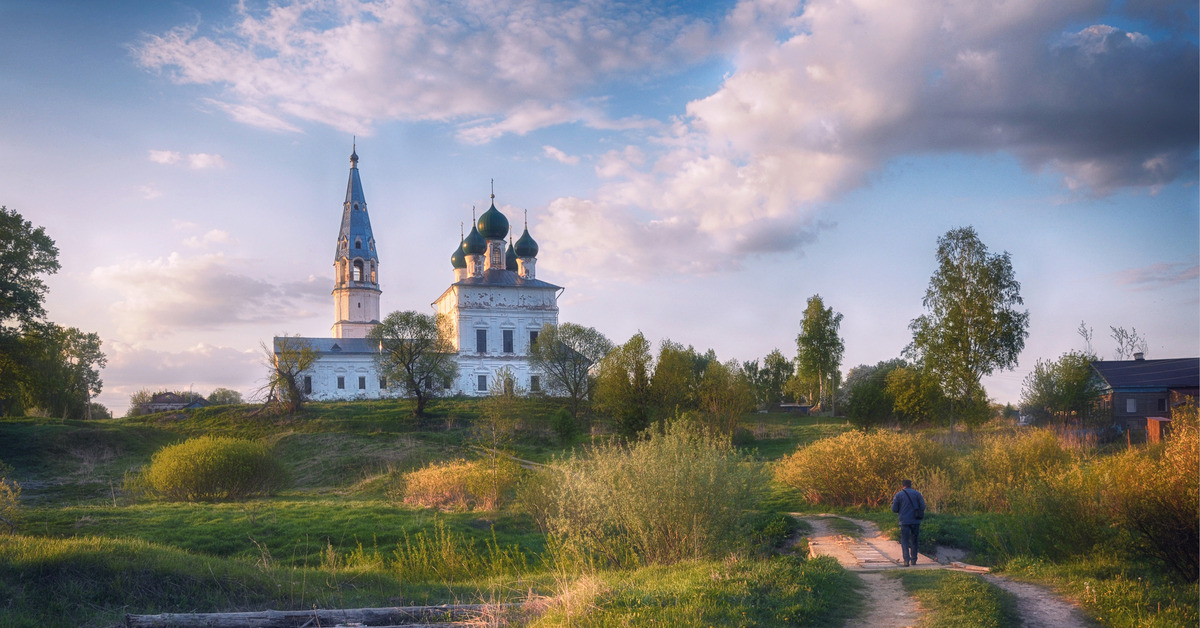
[353,260,364,281]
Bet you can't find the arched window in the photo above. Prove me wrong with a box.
[355,238,362,249]
[353,260,364,282]
[370,262,377,283]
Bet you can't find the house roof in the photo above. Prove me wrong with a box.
[1091,358,1200,391]
[274,336,381,355]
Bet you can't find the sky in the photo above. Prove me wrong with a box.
[1,0,1196,417]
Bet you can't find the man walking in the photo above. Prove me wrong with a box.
[891,479,925,567]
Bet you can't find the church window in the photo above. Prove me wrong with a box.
[529,330,539,348]
[304,376,312,395]
[503,330,514,353]
[477,375,487,392]
[476,329,487,353]
[358,376,366,390]
[337,376,345,389]
[379,377,387,390]
[530,375,541,393]
[353,260,364,281]
[355,238,362,249]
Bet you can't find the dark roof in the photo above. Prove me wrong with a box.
[453,268,560,290]
[273,336,381,355]
[1091,358,1200,390]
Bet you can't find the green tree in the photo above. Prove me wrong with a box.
[369,311,459,418]
[697,359,755,437]
[20,323,106,419]
[1020,350,1101,425]
[795,295,844,412]
[885,365,948,426]
[842,359,906,427]
[906,226,1029,431]
[527,322,612,419]
[478,366,526,500]
[0,207,62,416]
[744,349,794,407]
[594,332,654,438]
[262,335,317,414]
[650,340,699,421]
[207,387,244,405]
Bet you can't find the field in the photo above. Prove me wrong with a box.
[0,399,1195,627]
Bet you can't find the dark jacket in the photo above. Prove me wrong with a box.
[891,488,925,525]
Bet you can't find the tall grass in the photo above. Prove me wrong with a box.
[531,422,767,567]
[397,457,521,511]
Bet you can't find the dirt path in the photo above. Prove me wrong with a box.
[794,514,1092,628]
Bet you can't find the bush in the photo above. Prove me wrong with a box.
[143,436,287,501]
[531,422,767,566]
[0,460,19,533]
[551,407,578,444]
[400,457,519,512]
[1102,403,1199,581]
[978,464,1111,561]
[954,429,1073,512]
[774,429,943,507]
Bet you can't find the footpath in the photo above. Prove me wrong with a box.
[794,514,1095,628]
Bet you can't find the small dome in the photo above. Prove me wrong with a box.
[505,239,518,271]
[477,201,509,240]
[514,226,539,258]
[462,224,487,255]
[451,240,467,269]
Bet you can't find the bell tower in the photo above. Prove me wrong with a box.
[331,146,382,338]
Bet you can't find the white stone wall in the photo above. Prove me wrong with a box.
[302,352,394,401]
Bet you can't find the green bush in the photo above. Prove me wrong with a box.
[774,429,943,506]
[978,464,1111,561]
[531,422,767,566]
[551,407,578,444]
[0,459,19,533]
[143,436,287,501]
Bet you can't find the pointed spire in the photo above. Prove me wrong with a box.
[350,137,359,169]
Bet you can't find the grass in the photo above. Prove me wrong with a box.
[530,554,862,627]
[894,569,1020,628]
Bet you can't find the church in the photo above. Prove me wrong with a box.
[274,148,561,400]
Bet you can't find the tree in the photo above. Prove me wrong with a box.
[527,322,612,418]
[745,349,794,407]
[594,332,654,438]
[369,311,459,418]
[20,323,106,419]
[0,206,62,416]
[795,295,845,412]
[262,335,316,414]
[906,227,1029,431]
[697,359,755,437]
[650,340,699,420]
[842,359,906,427]
[885,365,948,426]
[1110,326,1148,360]
[1020,351,1102,425]
[207,387,244,405]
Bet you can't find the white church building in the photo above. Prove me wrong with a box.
[274,148,561,400]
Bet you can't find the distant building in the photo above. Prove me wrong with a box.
[140,392,209,413]
[274,148,560,401]
[1089,354,1199,430]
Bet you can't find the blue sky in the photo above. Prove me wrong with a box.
[2,0,1196,415]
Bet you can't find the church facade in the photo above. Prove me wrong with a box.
[274,149,559,401]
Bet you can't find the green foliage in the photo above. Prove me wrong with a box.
[744,348,794,406]
[1020,350,1101,424]
[794,295,844,411]
[885,365,948,425]
[650,339,700,417]
[17,323,107,420]
[533,422,768,566]
[388,518,530,582]
[1101,402,1199,581]
[0,460,20,533]
[896,570,1020,628]
[774,429,944,506]
[978,464,1111,561]
[528,322,612,418]
[842,359,905,426]
[696,359,755,436]
[551,407,578,444]
[952,429,1074,512]
[143,436,288,502]
[0,206,60,329]
[370,310,459,417]
[206,387,244,406]
[906,226,1029,429]
[263,335,317,414]
[593,331,654,438]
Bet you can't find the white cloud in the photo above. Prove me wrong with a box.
[187,153,226,169]
[98,341,263,415]
[137,184,163,200]
[183,229,236,249]
[91,252,330,339]
[148,149,181,164]
[542,145,580,166]
[535,0,1197,277]
[134,0,717,137]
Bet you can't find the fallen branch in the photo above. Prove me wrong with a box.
[126,603,519,628]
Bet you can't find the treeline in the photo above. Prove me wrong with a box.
[0,207,107,419]
[125,387,245,417]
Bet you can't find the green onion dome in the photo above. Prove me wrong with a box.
[477,201,510,240]
[462,224,487,256]
[505,238,518,270]
[451,239,467,269]
[514,226,539,258]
